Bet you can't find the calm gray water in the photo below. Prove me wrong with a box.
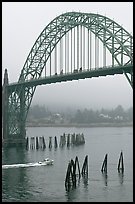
[2,126,133,202]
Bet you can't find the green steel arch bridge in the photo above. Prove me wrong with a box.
[2,12,133,146]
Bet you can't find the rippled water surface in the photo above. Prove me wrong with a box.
[2,126,133,202]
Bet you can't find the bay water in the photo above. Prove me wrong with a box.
[2,126,133,202]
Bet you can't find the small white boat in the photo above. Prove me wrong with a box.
[2,158,54,169]
[38,158,54,165]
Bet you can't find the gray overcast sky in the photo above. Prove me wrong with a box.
[2,2,133,110]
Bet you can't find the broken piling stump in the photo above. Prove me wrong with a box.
[81,155,88,177]
[118,151,124,173]
[101,154,108,173]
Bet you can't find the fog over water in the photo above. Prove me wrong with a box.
[2,2,133,110]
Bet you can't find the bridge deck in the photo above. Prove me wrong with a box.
[7,64,132,89]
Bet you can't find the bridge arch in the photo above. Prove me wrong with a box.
[19,12,132,82]
[3,12,133,143]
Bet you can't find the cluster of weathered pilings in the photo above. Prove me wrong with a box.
[59,133,85,147]
[26,133,85,150]
[65,151,124,191]
[65,155,88,191]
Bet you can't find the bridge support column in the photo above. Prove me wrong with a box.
[2,69,26,147]
[20,85,26,141]
[2,69,9,144]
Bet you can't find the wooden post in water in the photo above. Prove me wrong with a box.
[30,137,35,149]
[101,154,108,173]
[59,135,66,147]
[81,155,88,176]
[67,134,70,147]
[49,136,52,149]
[118,151,124,173]
[39,136,43,148]
[65,161,72,190]
[59,135,63,147]
[36,136,39,149]
[26,137,29,149]
[42,136,46,149]
[70,159,76,187]
[30,137,32,149]
[54,136,58,148]
[81,133,85,144]
[75,134,79,145]
[71,133,76,145]
[63,133,66,146]
[75,156,81,179]
[65,158,76,191]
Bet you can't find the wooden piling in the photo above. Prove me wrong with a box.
[74,156,81,179]
[30,137,35,149]
[39,136,43,148]
[63,133,66,146]
[65,159,76,191]
[65,162,72,190]
[71,133,76,145]
[67,134,70,147]
[101,154,107,173]
[59,135,66,147]
[70,159,76,187]
[26,137,29,149]
[49,136,52,149]
[42,136,46,149]
[81,133,85,144]
[118,151,124,173]
[54,136,58,148]
[59,135,63,147]
[81,155,88,176]
[36,136,39,149]
[75,134,79,145]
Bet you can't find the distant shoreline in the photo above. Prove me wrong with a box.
[26,122,133,128]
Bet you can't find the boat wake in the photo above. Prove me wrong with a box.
[2,158,54,169]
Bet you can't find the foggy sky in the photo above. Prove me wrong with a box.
[2,2,133,110]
